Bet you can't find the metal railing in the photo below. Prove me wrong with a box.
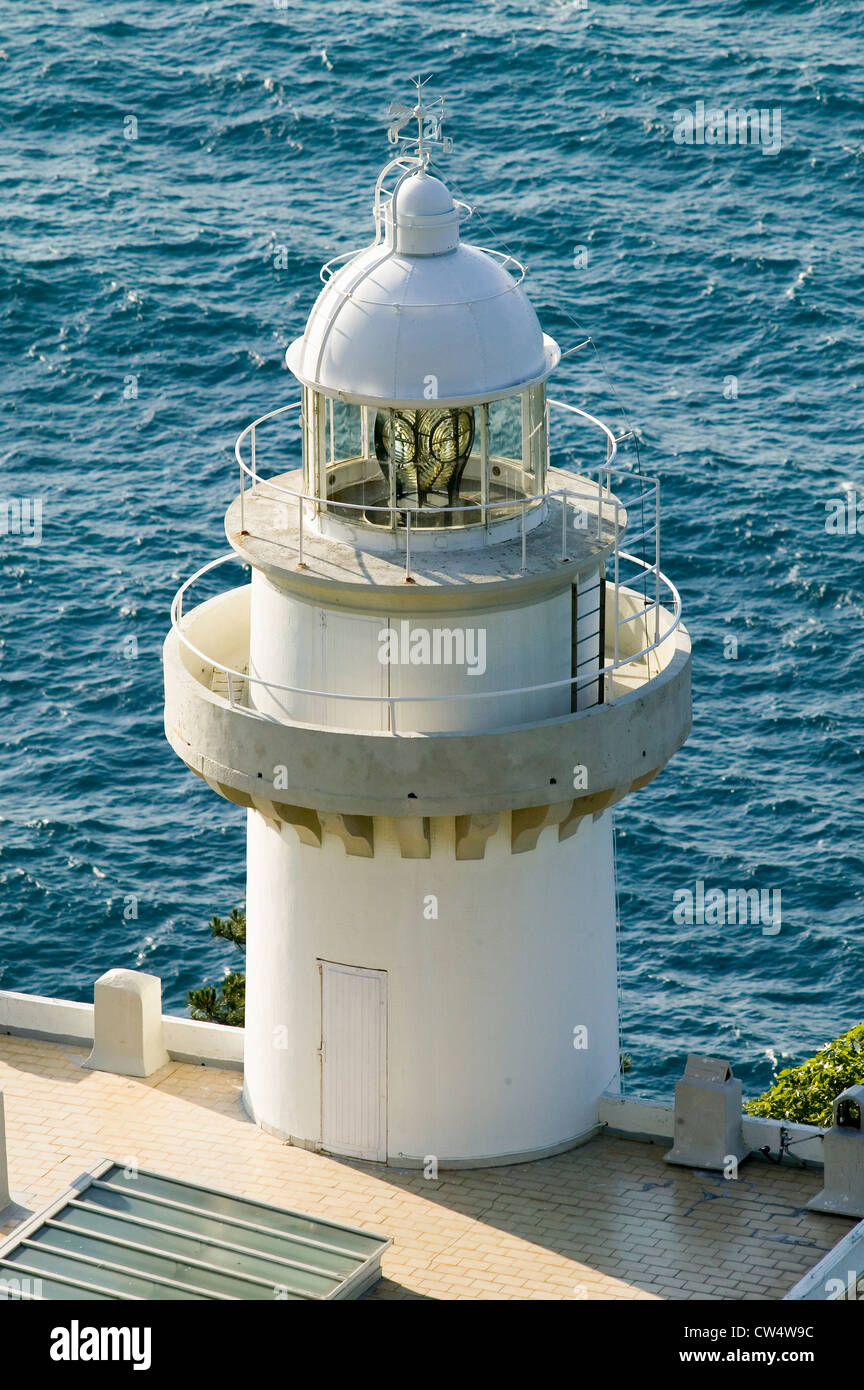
[170,545,681,734]
[232,397,653,583]
[320,243,523,291]
[166,393,683,733]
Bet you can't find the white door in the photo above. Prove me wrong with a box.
[320,962,387,1162]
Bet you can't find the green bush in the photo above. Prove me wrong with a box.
[187,908,246,1027]
[207,906,246,951]
[745,1022,864,1127]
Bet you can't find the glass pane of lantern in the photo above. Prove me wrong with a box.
[329,400,363,463]
[487,394,522,461]
[487,393,525,510]
[322,400,382,516]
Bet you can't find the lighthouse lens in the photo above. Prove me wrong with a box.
[374,407,475,515]
[425,410,474,463]
[377,412,416,467]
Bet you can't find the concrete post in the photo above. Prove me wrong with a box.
[808,1085,864,1218]
[665,1054,749,1173]
[84,969,170,1079]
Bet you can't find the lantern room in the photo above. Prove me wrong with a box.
[285,162,561,541]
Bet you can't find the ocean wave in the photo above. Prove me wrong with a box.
[0,0,862,1098]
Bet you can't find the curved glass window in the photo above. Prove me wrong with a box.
[304,384,548,530]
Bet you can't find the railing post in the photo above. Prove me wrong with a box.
[404,510,412,583]
[611,497,620,702]
[596,470,603,540]
[654,479,661,645]
[239,463,245,532]
[389,697,396,736]
[297,495,306,569]
[251,423,257,489]
[227,672,235,708]
[479,404,489,534]
[0,1091,11,1214]
[561,489,568,563]
[520,501,527,574]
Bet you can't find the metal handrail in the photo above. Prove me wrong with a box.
[233,397,627,526]
[232,396,655,585]
[170,548,682,728]
[319,234,514,287]
[319,249,359,284]
[234,397,618,471]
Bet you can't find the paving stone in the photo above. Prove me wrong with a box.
[0,1035,855,1300]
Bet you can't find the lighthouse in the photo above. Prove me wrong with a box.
[163,92,691,1168]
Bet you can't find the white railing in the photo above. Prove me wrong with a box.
[170,547,681,734]
[232,397,652,582]
[320,243,523,290]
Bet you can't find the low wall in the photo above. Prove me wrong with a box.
[599,1094,827,1167]
[0,989,243,1071]
[0,997,833,1160]
[786,1220,864,1300]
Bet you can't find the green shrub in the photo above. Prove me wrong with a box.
[207,907,246,951]
[745,1022,864,1127]
[187,908,246,1027]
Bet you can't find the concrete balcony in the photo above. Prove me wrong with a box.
[163,569,691,829]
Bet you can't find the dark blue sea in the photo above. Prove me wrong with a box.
[1,0,862,1103]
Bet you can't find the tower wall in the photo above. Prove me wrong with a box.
[242,806,619,1166]
[247,568,576,733]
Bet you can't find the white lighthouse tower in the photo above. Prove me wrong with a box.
[164,92,691,1168]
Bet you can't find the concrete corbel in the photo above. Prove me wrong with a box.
[454,813,500,861]
[250,795,282,827]
[320,813,375,858]
[558,800,585,843]
[511,802,572,854]
[590,784,632,821]
[202,773,252,810]
[559,784,633,830]
[630,768,660,794]
[269,801,323,847]
[394,817,431,859]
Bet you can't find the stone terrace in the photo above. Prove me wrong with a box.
[0,1035,852,1301]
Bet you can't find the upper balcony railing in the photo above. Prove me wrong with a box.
[319,243,524,289]
[232,396,653,576]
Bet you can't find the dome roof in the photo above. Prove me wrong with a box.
[394,171,455,218]
[286,168,560,407]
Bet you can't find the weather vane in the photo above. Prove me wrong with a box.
[387,74,453,160]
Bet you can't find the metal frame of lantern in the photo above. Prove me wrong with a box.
[299,379,549,535]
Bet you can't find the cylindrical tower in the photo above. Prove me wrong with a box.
[164,109,691,1167]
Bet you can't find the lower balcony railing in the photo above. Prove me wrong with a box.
[170,550,682,736]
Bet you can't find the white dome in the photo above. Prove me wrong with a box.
[286,169,560,407]
[394,171,454,218]
[385,172,461,255]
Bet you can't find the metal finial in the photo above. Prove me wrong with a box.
[387,75,452,161]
